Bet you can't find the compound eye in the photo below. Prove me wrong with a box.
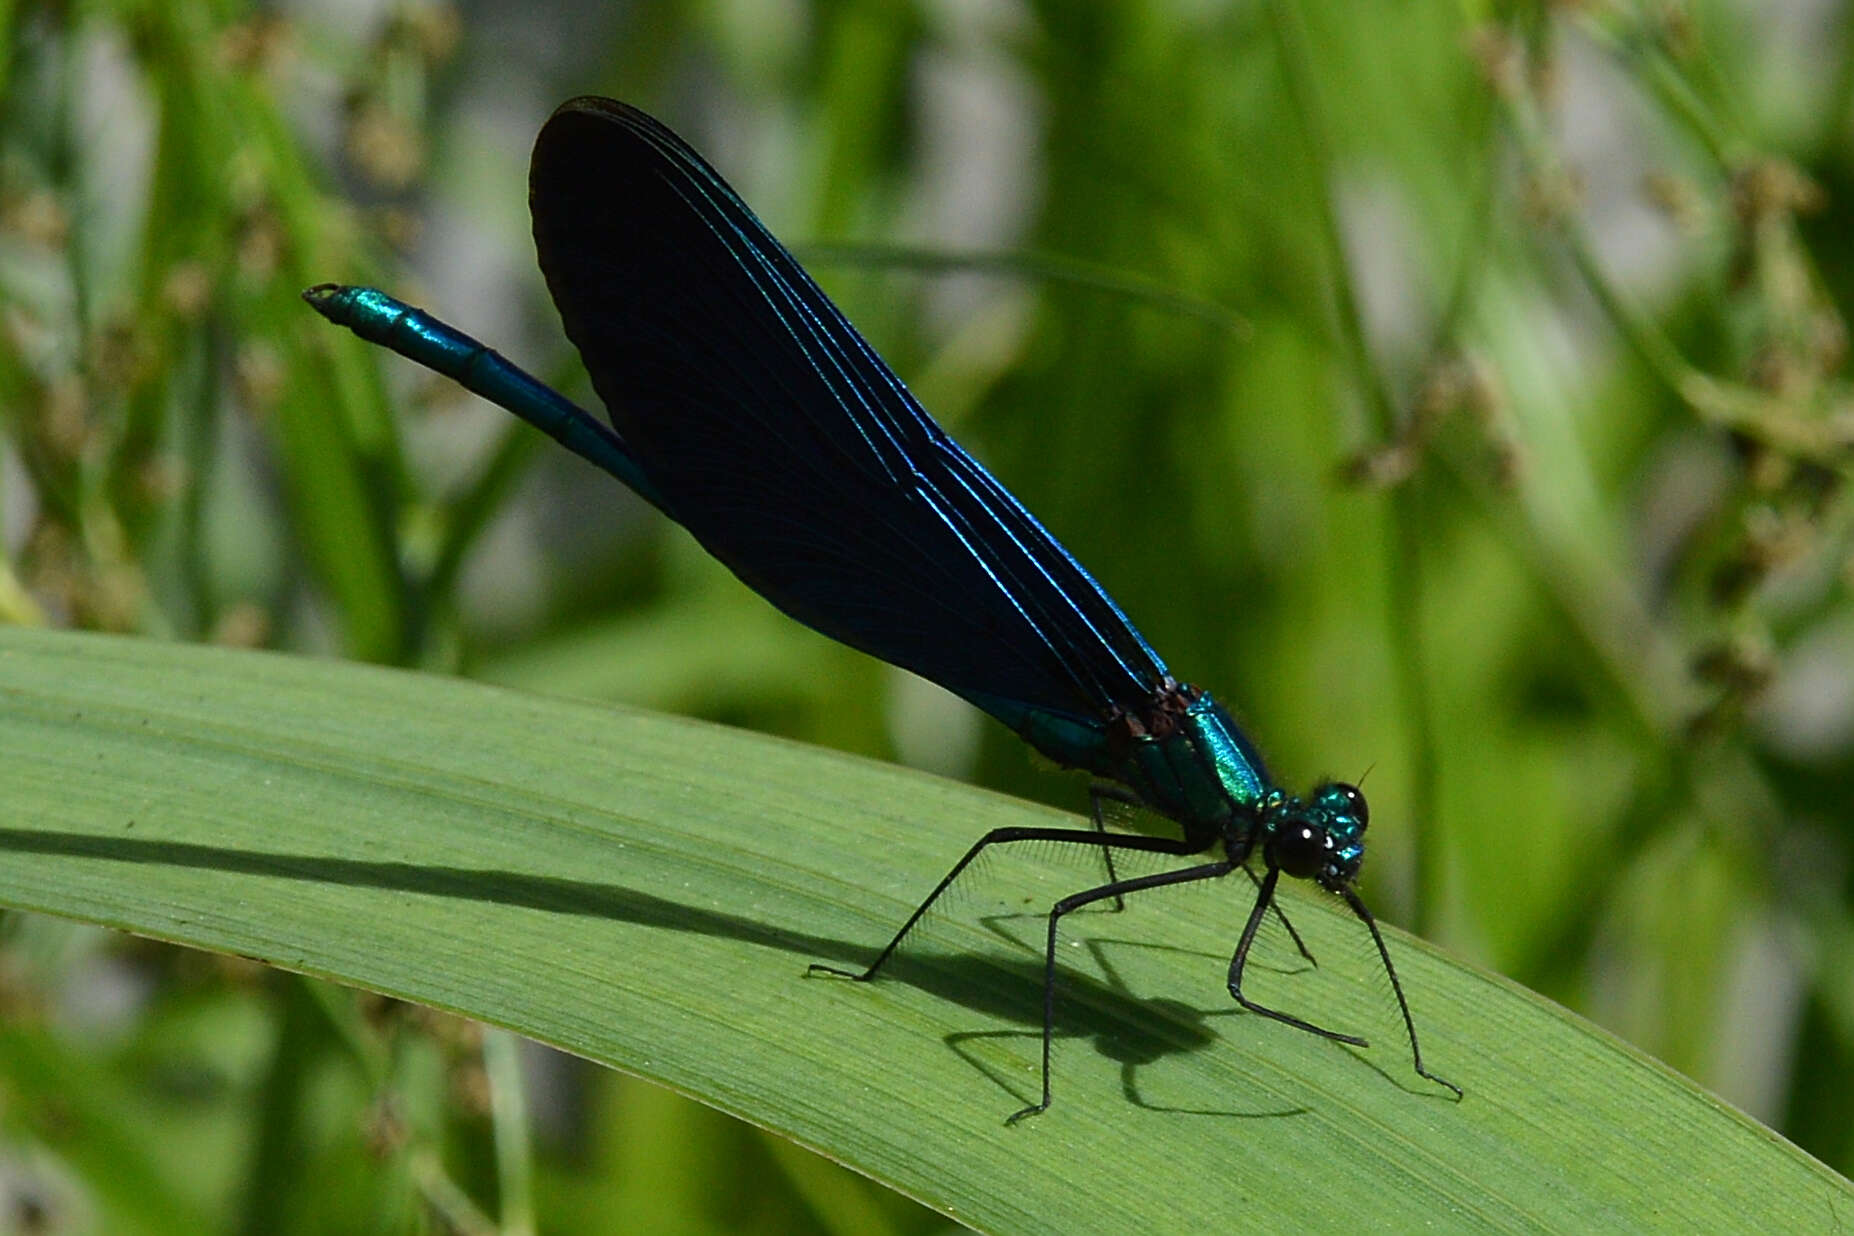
[1332,782,1368,829]
[1272,823,1327,881]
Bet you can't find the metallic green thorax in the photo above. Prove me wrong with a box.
[1109,689,1269,835]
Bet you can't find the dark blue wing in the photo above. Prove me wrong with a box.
[529,97,1169,730]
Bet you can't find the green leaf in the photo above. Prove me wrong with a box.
[1,627,1846,1232]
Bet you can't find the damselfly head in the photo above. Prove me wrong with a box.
[1264,781,1368,890]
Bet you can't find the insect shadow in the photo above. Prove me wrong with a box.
[915,924,1314,1119]
[0,826,1415,1103]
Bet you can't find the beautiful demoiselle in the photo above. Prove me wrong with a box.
[305,95,1456,1120]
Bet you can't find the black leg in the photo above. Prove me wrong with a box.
[1241,862,1317,967]
[1226,867,1368,1047]
[807,826,1203,983]
[1005,857,1239,1125]
[1340,888,1462,1099]
[1088,784,1137,910]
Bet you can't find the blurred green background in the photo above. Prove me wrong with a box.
[4,0,1854,1230]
